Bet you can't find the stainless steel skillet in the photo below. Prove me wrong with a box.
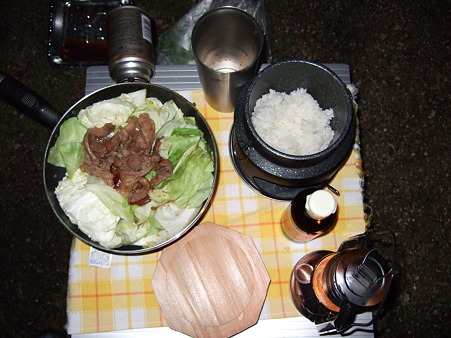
[0,72,218,254]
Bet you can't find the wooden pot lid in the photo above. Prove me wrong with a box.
[152,222,271,337]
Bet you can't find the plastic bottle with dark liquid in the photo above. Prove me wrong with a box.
[281,189,338,242]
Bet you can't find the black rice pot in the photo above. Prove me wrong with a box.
[232,60,356,200]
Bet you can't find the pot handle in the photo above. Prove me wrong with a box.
[0,71,61,128]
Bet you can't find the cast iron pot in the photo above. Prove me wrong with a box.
[232,60,356,200]
[0,71,218,255]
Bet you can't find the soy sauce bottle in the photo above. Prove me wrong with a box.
[281,189,338,242]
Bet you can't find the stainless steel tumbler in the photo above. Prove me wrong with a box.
[192,7,264,112]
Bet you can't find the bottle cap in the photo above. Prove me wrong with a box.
[305,190,337,220]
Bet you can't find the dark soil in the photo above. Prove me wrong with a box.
[0,1,449,337]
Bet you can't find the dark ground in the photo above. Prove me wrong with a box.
[0,0,449,337]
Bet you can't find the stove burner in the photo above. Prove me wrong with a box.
[229,126,332,200]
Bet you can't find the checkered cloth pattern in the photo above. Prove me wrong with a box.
[66,89,366,334]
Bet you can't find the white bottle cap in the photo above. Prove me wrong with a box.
[305,190,337,220]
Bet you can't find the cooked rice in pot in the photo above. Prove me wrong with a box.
[251,88,334,156]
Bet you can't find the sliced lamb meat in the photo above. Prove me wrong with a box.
[128,177,151,205]
[149,158,173,188]
[83,123,115,166]
[110,114,155,154]
[153,136,164,153]
[114,153,161,177]
[81,122,116,182]
[80,113,173,205]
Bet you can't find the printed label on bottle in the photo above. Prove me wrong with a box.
[281,205,318,242]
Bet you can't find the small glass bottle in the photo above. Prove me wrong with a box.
[281,189,338,242]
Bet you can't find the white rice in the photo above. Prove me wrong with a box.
[251,88,334,156]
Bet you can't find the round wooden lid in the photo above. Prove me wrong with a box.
[152,222,271,337]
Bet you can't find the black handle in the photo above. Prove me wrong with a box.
[334,301,357,333]
[0,70,61,128]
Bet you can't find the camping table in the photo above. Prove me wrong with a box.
[67,64,373,337]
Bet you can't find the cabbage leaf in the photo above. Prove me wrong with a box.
[149,126,214,209]
[47,117,87,178]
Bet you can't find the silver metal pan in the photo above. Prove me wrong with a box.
[0,72,218,254]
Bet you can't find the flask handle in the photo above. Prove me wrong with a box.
[354,248,393,287]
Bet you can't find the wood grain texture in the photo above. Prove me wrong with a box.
[152,222,271,337]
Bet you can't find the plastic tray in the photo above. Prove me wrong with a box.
[48,0,133,68]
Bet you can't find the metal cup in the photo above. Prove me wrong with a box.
[191,7,264,112]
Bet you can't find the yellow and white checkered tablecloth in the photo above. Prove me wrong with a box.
[66,89,366,334]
